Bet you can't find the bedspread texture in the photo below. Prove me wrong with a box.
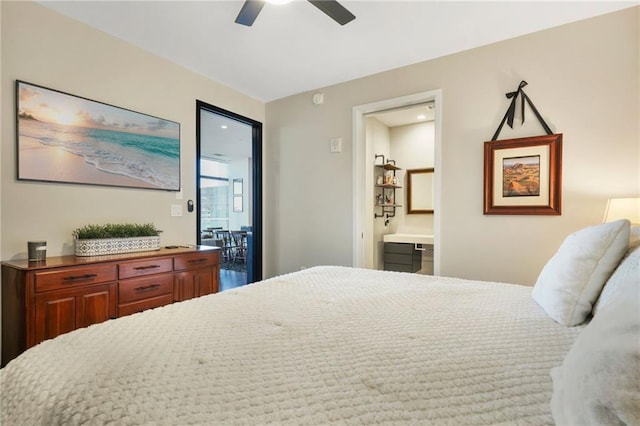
[1,266,581,425]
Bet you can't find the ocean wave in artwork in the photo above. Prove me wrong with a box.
[19,118,179,190]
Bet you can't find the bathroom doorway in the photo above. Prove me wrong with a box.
[352,90,442,274]
[366,104,436,272]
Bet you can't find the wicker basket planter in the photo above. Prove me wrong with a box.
[75,236,161,257]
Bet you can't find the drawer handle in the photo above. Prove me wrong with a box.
[187,258,208,264]
[133,265,161,271]
[134,284,161,292]
[63,274,98,282]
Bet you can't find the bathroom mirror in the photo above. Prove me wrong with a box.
[407,168,434,214]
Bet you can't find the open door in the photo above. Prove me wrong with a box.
[196,100,262,288]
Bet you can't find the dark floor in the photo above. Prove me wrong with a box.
[219,267,247,292]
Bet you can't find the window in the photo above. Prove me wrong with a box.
[200,159,229,230]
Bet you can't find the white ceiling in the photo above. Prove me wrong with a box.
[200,110,253,160]
[38,1,636,103]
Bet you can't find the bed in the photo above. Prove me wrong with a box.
[1,220,638,425]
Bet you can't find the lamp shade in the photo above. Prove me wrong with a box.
[603,197,640,224]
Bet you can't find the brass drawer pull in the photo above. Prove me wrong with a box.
[188,258,208,264]
[134,284,161,292]
[62,274,98,282]
[133,265,161,271]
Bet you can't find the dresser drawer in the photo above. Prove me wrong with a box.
[384,253,415,265]
[118,293,174,317]
[118,258,173,279]
[34,265,117,292]
[174,252,217,271]
[118,274,173,304]
[384,242,415,255]
[384,263,416,273]
[383,242,421,273]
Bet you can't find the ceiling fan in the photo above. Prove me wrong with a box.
[235,0,356,27]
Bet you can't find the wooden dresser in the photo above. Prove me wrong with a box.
[1,246,220,367]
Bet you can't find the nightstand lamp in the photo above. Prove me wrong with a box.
[603,197,640,225]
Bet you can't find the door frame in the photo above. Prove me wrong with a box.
[196,100,262,282]
[352,89,442,274]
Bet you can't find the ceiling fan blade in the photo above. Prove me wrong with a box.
[308,0,355,25]
[235,0,266,26]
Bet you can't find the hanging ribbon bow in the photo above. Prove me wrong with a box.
[491,80,553,141]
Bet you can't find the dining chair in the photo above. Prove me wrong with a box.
[214,230,234,263]
[231,231,247,264]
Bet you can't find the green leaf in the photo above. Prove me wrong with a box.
[72,223,162,239]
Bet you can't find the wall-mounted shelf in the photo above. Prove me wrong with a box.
[375,163,401,171]
[374,154,402,219]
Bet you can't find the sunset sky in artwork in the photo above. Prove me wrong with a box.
[503,156,540,167]
[18,82,179,139]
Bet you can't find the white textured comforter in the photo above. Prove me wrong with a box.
[1,266,581,425]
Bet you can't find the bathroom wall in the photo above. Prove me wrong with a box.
[390,121,435,235]
[390,121,435,274]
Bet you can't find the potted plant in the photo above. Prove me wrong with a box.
[73,223,162,256]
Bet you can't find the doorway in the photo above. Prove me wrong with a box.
[196,100,262,290]
[352,90,442,274]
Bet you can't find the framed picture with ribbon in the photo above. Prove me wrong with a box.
[484,81,562,215]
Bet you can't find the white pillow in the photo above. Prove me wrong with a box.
[532,219,630,326]
[592,227,640,316]
[550,274,640,425]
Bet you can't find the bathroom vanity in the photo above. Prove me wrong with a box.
[382,234,434,274]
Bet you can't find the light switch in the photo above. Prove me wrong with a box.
[171,204,183,216]
[330,138,342,153]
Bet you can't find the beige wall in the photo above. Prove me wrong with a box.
[1,2,265,260]
[265,7,640,285]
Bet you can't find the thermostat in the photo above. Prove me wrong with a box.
[312,93,324,105]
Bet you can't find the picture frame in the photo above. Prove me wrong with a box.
[483,134,562,215]
[406,168,434,214]
[16,80,181,191]
[233,178,243,195]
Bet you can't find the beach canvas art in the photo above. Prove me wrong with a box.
[16,81,180,191]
